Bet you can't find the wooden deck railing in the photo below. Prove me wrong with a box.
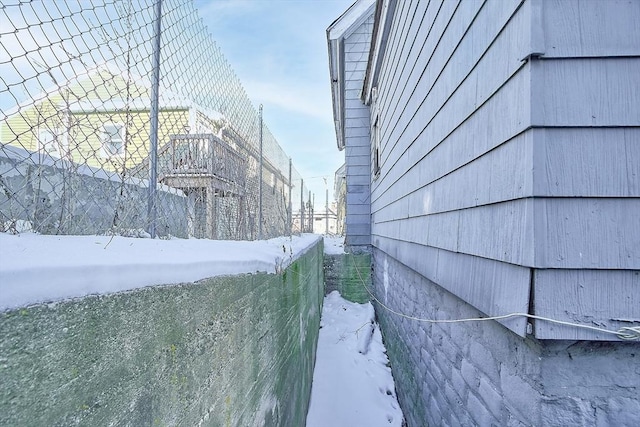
[163,134,245,189]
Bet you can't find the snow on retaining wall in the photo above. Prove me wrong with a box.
[0,233,320,311]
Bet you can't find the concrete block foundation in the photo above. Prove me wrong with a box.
[372,248,639,427]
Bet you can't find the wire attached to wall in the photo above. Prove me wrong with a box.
[349,256,640,341]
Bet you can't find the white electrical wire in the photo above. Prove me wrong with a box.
[349,255,640,341]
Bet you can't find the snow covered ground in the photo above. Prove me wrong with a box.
[0,232,404,425]
[323,234,346,255]
[307,291,405,427]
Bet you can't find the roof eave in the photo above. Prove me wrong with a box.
[363,0,397,105]
[327,34,345,151]
[327,0,376,151]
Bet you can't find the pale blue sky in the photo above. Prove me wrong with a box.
[193,0,355,203]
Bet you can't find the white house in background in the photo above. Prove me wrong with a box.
[329,0,640,425]
[311,203,338,235]
[327,0,376,252]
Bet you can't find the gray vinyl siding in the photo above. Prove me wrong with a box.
[370,0,639,338]
[343,14,375,249]
[528,0,640,339]
[371,0,530,335]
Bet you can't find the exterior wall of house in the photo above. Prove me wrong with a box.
[343,14,375,251]
[360,0,639,424]
[373,249,640,427]
[1,92,68,153]
[70,109,189,170]
[526,0,640,339]
[0,69,196,174]
[311,209,338,235]
[369,0,639,337]
[2,102,189,173]
[370,0,534,335]
[334,164,346,236]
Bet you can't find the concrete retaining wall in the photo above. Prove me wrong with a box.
[323,253,371,304]
[0,240,324,426]
[372,249,639,427]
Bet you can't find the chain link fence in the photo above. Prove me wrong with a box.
[0,0,314,240]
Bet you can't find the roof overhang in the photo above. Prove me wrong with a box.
[327,0,376,151]
[363,0,397,106]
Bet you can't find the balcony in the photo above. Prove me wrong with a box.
[159,134,246,196]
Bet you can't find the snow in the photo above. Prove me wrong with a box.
[0,232,320,311]
[323,234,346,255]
[307,291,404,427]
[0,231,404,425]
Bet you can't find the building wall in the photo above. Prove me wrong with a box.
[361,0,639,424]
[311,211,338,235]
[370,0,534,333]
[373,249,639,427]
[334,165,346,236]
[525,0,640,339]
[0,145,188,236]
[0,240,324,427]
[369,0,639,336]
[343,13,375,250]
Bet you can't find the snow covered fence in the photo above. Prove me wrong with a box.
[0,235,324,426]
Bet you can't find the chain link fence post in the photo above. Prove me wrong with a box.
[147,0,163,238]
[288,158,292,236]
[258,104,263,240]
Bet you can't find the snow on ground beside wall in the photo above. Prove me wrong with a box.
[0,232,321,311]
[307,291,405,427]
[323,235,346,255]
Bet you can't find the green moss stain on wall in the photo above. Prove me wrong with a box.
[0,241,324,426]
[324,253,371,303]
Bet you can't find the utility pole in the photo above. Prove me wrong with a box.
[288,158,292,236]
[326,187,329,235]
[308,191,313,233]
[300,178,304,233]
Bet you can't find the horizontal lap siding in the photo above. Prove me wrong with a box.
[532,58,640,126]
[344,15,374,247]
[528,58,640,270]
[375,199,535,266]
[534,198,640,269]
[534,269,640,340]
[534,128,640,197]
[374,0,529,211]
[371,1,530,330]
[374,235,530,334]
[532,0,640,338]
[541,0,640,58]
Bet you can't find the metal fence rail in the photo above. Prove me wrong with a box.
[0,0,313,240]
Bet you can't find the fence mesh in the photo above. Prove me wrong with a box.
[0,0,313,240]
